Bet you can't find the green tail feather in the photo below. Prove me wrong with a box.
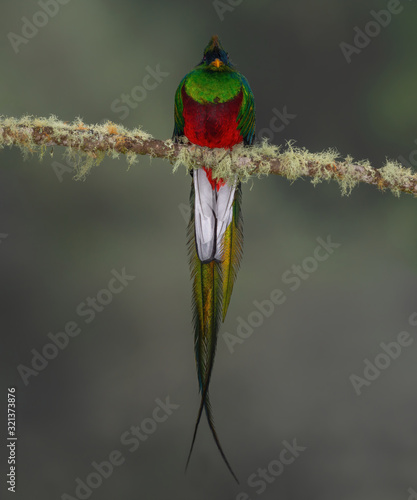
[221,183,243,322]
[186,180,239,483]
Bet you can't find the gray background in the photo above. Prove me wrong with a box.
[1,1,417,499]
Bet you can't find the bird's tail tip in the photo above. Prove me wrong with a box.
[184,394,239,484]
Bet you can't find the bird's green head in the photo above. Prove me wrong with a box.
[198,35,233,72]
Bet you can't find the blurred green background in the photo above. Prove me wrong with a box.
[1,1,417,499]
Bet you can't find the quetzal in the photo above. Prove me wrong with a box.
[173,35,255,481]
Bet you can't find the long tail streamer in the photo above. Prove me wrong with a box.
[185,180,243,483]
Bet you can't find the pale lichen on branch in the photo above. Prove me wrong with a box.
[1,115,416,197]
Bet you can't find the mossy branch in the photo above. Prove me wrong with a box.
[1,115,416,197]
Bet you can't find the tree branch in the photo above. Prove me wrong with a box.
[1,115,416,197]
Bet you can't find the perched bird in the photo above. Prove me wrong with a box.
[173,35,255,481]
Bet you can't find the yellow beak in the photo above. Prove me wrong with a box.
[211,58,223,68]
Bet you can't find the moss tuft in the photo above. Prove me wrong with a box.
[379,159,416,197]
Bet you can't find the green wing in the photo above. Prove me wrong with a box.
[237,75,256,146]
[173,75,186,140]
